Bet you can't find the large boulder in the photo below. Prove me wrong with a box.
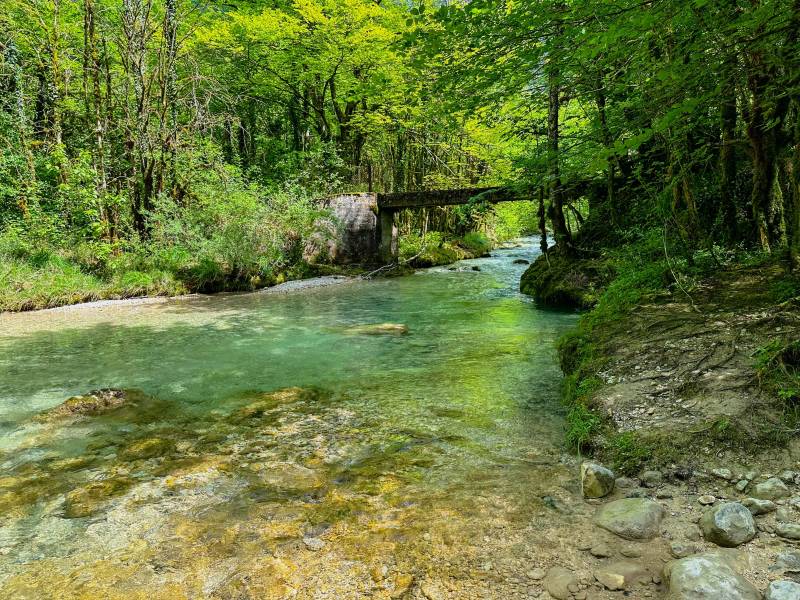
[581,462,615,498]
[344,323,409,336]
[766,581,800,600]
[664,552,760,599]
[699,502,756,547]
[594,498,665,540]
[752,477,791,501]
[519,251,608,309]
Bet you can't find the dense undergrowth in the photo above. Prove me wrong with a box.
[0,158,327,311]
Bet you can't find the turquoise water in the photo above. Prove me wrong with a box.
[0,237,577,598]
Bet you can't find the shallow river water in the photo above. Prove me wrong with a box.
[0,238,581,599]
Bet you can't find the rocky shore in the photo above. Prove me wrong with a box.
[525,461,800,599]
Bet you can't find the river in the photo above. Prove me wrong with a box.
[0,237,580,599]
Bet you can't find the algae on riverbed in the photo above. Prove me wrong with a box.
[0,239,582,598]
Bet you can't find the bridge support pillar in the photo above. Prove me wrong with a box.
[377,208,398,263]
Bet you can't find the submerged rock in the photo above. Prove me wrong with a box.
[581,462,615,498]
[39,389,136,420]
[259,462,324,492]
[119,438,176,461]
[231,387,320,422]
[303,536,325,551]
[594,498,665,540]
[391,573,414,599]
[64,478,133,518]
[699,502,756,547]
[664,552,760,599]
[344,323,409,336]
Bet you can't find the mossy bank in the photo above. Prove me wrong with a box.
[522,233,800,475]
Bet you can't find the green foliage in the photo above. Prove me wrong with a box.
[459,232,491,255]
[565,402,601,452]
[756,339,800,430]
[584,230,671,327]
[770,275,800,303]
[606,432,653,476]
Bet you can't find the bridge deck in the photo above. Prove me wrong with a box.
[376,187,520,209]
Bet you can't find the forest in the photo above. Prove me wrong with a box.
[1,0,799,309]
[4,3,800,597]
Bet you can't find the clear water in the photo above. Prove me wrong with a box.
[0,238,578,599]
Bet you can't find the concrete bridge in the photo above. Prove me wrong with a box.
[322,187,523,264]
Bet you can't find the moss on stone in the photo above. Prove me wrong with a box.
[119,437,176,461]
[519,251,610,310]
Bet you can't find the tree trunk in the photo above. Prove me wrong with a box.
[161,0,178,193]
[719,64,739,243]
[595,69,616,227]
[547,54,571,251]
[538,186,548,256]
[786,115,800,270]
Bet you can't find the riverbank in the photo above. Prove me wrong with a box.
[0,231,497,313]
[513,241,800,598]
[517,228,800,470]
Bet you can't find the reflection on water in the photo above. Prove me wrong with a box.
[0,238,579,599]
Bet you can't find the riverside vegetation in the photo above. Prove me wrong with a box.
[3,1,800,599]
[0,0,534,312]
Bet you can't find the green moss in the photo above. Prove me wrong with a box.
[399,231,493,268]
[519,252,609,310]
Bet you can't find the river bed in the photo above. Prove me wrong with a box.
[0,238,581,599]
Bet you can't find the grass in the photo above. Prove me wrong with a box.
[0,252,187,311]
[756,339,800,434]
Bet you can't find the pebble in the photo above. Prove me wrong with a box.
[527,568,546,581]
[303,537,325,551]
[698,494,716,505]
[641,470,663,488]
[620,545,642,558]
[669,541,695,558]
[711,468,734,481]
[776,507,794,523]
[752,477,791,501]
[589,543,612,558]
[775,549,800,569]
